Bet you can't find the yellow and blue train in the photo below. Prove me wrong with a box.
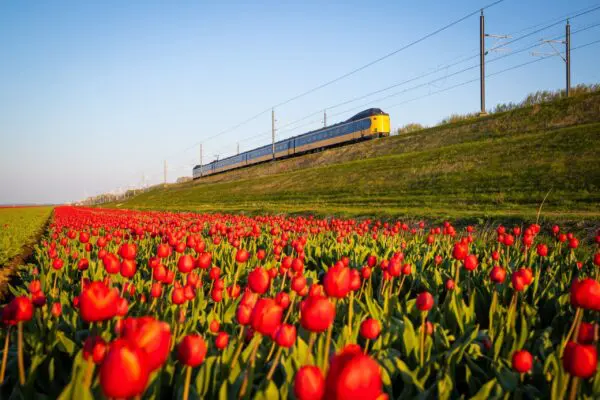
[193,108,390,179]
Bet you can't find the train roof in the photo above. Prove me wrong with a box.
[193,108,387,170]
[346,108,388,122]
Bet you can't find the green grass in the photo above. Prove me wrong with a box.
[0,207,53,266]
[109,92,600,222]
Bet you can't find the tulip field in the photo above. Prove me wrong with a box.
[0,206,52,266]
[0,206,599,399]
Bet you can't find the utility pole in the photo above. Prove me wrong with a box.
[479,10,510,116]
[163,160,167,185]
[566,19,571,97]
[237,142,240,155]
[531,19,570,97]
[324,109,327,127]
[199,143,203,177]
[271,108,276,160]
[480,10,486,115]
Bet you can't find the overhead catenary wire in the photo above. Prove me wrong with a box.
[114,4,600,192]
[169,0,507,158]
[277,9,600,134]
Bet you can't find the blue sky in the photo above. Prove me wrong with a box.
[1,0,599,204]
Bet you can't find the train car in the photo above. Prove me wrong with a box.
[193,108,390,179]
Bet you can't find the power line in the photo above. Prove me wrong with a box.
[383,37,600,112]
[271,0,506,110]
[126,5,600,184]
[276,20,600,134]
[176,0,507,156]
[170,37,599,178]
[263,10,600,137]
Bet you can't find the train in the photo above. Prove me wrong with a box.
[193,108,390,179]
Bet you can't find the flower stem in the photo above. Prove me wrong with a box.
[182,366,192,400]
[83,357,94,387]
[568,377,579,400]
[17,321,25,385]
[239,335,261,399]
[562,308,582,352]
[266,347,283,380]
[306,332,316,365]
[420,312,426,367]
[347,291,354,332]
[283,293,296,323]
[453,260,460,288]
[230,326,246,370]
[0,327,10,382]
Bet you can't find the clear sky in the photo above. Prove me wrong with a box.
[1,0,599,204]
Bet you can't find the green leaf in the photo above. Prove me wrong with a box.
[195,356,218,397]
[254,381,280,400]
[401,316,419,360]
[56,331,77,356]
[470,378,502,400]
[436,374,453,400]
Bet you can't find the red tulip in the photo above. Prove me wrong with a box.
[198,252,212,269]
[416,292,434,311]
[83,336,107,364]
[118,243,136,260]
[276,291,291,309]
[578,322,596,344]
[463,254,478,271]
[563,341,597,378]
[360,318,381,340]
[236,304,253,325]
[51,302,62,317]
[150,282,163,298]
[235,249,249,263]
[300,295,335,333]
[452,242,468,260]
[324,345,383,400]
[215,332,229,350]
[120,259,137,278]
[250,298,283,336]
[79,282,119,322]
[6,297,33,322]
[177,334,207,367]
[157,243,171,258]
[512,350,533,373]
[103,253,120,274]
[99,339,149,398]
[291,275,307,293]
[274,323,297,348]
[172,287,186,305]
[248,267,271,294]
[294,365,325,400]
[177,255,195,273]
[489,266,506,284]
[510,270,527,292]
[323,264,351,298]
[570,278,600,310]
[120,317,172,371]
[536,244,548,257]
[52,258,64,270]
[209,319,220,333]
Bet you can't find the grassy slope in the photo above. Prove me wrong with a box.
[110,93,600,222]
[0,207,53,266]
